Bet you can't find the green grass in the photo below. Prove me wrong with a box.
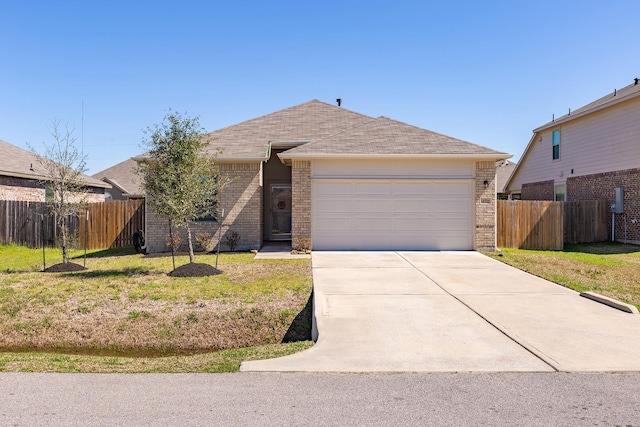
[0,341,314,373]
[486,242,640,309]
[0,244,313,371]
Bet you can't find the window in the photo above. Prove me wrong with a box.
[552,129,560,160]
[555,184,565,202]
[194,177,218,222]
[45,184,54,203]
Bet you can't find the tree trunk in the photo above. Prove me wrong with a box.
[61,220,68,264]
[185,221,195,264]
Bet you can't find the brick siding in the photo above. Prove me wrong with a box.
[567,168,640,243]
[291,160,311,250]
[144,162,263,253]
[0,176,105,203]
[0,176,44,201]
[475,161,497,251]
[521,180,554,200]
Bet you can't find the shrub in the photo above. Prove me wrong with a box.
[223,231,241,251]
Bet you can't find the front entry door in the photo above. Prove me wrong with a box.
[268,184,292,240]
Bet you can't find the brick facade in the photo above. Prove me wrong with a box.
[144,162,263,253]
[521,180,555,200]
[475,161,497,251]
[567,168,640,243]
[291,160,311,251]
[144,159,502,253]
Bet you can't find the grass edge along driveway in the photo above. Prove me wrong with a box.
[485,242,640,311]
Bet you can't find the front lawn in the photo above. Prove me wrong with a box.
[0,245,313,372]
[486,242,640,309]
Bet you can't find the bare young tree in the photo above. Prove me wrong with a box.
[138,111,227,264]
[30,119,90,264]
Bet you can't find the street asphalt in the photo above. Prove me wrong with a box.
[2,372,640,426]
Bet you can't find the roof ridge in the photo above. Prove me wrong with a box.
[204,99,374,137]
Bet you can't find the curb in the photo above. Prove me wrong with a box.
[580,291,639,314]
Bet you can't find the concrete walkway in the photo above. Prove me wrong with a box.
[241,251,640,373]
[253,243,311,260]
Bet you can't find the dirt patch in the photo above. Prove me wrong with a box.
[44,262,86,273]
[168,263,221,277]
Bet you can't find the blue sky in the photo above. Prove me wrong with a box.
[1,0,639,174]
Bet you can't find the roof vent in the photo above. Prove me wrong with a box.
[336,98,342,107]
[635,78,639,86]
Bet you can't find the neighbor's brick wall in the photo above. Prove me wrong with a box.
[475,161,497,251]
[0,176,105,203]
[567,167,640,243]
[291,160,311,250]
[521,180,554,200]
[144,162,263,253]
[0,176,45,201]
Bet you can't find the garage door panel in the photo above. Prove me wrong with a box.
[432,201,471,213]
[353,200,393,213]
[393,218,431,232]
[393,200,429,213]
[315,200,352,213]
[312,180,473,251]
[354,183,393,195]
[392,183,432,196]
[353,218,391,231]
[316,183,353,196]
[315,216,352,231]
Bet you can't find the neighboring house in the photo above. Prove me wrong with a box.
[140,100,510,253]
[496,160,517,200]
[92,158,144,201]
[506,78,640,243]
[0,139,109,202]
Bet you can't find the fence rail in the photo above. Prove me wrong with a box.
[0,200,144,250]
[497,200,608,250]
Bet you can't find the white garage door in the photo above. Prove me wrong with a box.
[312,180,473,251]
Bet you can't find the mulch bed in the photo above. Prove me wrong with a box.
[44,262,86,273]
[168,263,221,277]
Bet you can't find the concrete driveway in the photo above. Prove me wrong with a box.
[241,251,640,373]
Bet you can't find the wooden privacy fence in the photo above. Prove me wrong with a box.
[563,200,609,244]
[0,199,144,250]
[497,200,608,250]
[78,200,145,250]
[0,200,57,248]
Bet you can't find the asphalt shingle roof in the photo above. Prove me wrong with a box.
[281,116,507,157]
[496,160,517,193]
[0,139,109,188]
[132,99,509,162]
[92,158,142,196]
[201,99,374,159]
